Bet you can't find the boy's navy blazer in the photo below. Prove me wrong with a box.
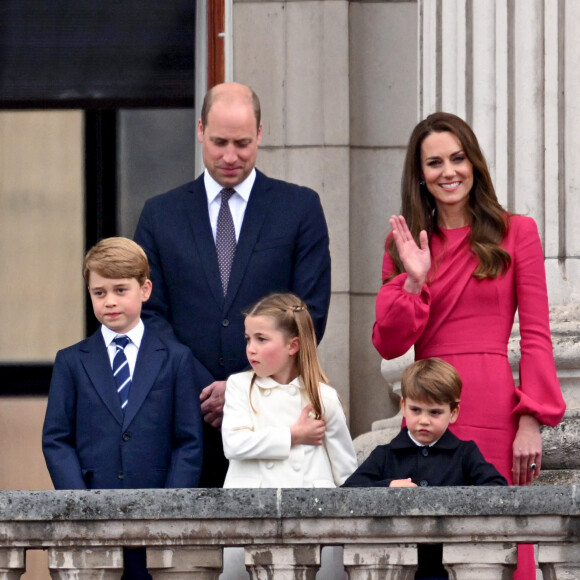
[134,169,331,382]
[42,326,204,490]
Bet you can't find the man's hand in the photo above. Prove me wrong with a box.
[200,381,227,428]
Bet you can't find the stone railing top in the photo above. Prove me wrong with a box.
[0,486,578,522]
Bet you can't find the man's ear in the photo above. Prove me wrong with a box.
[197,118,205,142]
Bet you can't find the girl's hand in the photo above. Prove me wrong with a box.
[389,215,430,293]
[291,404,326,446]
[512,414,542,486]
[389,478,417,488]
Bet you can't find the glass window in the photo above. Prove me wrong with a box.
[0,111,84,362]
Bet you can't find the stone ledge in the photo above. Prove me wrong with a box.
[0,486,577,522]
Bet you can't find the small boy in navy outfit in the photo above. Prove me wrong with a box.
[343,357,506,580]
[43,237,204,580]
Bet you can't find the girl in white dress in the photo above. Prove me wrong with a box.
[220,293,357,578]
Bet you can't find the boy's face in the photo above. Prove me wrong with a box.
[88,272,152,335]
[401,396,459,446]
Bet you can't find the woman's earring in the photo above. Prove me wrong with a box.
[419,180,425,186]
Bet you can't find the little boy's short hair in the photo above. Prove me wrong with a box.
[401,358,462,411]
[83,237,150,285]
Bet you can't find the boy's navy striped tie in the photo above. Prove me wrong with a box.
[113,336,131,414]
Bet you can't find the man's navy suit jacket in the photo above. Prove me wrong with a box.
[134,169,331,381]
[42,327,204,490]
[134,169,331,486]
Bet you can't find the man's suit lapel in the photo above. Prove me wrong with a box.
[182,177,224,307]
[123,329,165,429]
[226,171,273,309]
[80,331,124,426]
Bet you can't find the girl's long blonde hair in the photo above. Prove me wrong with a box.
[245,293,327,419]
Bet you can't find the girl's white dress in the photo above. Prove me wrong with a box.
[220,370,357,579]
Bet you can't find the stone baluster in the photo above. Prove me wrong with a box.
[343,544,416,579]
[147,546,223,579]
[47,547,123,580]
[538,543,580,580]
[245,545,320,580]
[0,549,26,580]
[442,543,517,579]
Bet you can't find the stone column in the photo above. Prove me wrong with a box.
[442,543,517,580]
[538,543,580,580]
[245,545,320,580]
[47,547,123,580]
[0,549,25,580]
[147,546,223,579]
[343,544,416,579]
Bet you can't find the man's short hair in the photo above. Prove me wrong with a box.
[83,237,150,286]
[401,358,462,411]
[200,84,261,131]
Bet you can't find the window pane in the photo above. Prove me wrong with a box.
[0,111,84,362]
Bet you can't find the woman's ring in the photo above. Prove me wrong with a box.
[530,463,537,470]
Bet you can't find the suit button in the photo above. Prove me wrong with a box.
[222,319,229,327]
[421,447,429,457]
[219,357,225,366]
[288,386,297,395]
[291,463,301,471]
[419,480,428,487]
[266,462,274,469]
[122,432,131,441]
[118,472,125,480]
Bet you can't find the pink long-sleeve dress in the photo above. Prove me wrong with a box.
[373,215,565,481]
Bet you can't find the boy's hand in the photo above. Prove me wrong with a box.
[389,478,417,488]
[291,404,326,446]
[200,381,226,428]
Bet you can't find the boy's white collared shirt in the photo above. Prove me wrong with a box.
[101,319,145,377]
[407,429,440,448]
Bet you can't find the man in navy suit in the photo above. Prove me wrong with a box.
[43,237,203,579]
[134,82,331,487]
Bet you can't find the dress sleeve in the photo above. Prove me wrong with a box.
[221,374,292,460]
[321,387,358,485]
[372,248,432,360]
[512,217,566,426]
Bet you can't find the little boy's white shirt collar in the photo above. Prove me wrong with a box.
[407,429,440,448]
[204,168,256,204]
[101,319,145,349]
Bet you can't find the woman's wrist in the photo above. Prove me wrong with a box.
[518,414,541,432]
[403,276,425,294]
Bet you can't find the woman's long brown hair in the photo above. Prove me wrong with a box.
[386,112,511,282]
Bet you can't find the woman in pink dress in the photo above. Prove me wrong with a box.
[373,112,566,579]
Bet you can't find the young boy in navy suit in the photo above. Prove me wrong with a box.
[43,237,204,580]
[343,358,507,580]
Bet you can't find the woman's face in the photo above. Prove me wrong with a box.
[420,131,474,216]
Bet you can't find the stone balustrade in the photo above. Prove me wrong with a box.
[0,486,578,579]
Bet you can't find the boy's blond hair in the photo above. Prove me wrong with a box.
[83,237,150,285]
[401,358,461,411]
